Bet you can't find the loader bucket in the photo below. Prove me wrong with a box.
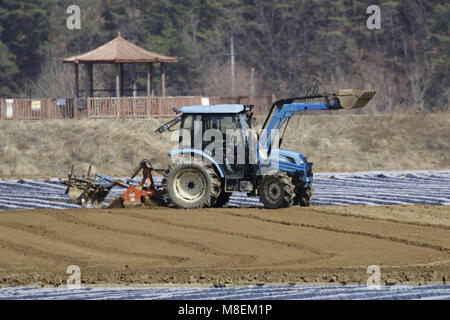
[334,89,376,109]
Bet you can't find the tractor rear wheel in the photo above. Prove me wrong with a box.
[162,159,220,208]
[258,172,295,209]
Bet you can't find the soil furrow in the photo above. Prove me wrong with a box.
[106,210,332,257]
[48,212,256,264]
[310,208,450,230]
[214,211,450,253]
[0,221,186,264]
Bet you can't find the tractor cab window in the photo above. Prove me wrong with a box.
[202,114,244,178]
[201,114,242,150]
[202,114,239,133]
[179,114,201,148]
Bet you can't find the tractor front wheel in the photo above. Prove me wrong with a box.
[258,172,295,209]
[291,174,313,207]
[294,186,313,207]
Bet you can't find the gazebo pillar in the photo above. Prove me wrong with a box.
[88,63,93,97]
[74,64,79,97]
[146,63,154,96]
[115,63,120,97]
[120,63,124,96]
[85,64,89,98]
[160,62,165,97]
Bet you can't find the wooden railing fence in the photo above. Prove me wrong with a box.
[0,95,274,120]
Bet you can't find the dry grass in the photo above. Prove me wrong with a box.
[280,112,450,172]
[0,118,175,178]
[0,112,449,178]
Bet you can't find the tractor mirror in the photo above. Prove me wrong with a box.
[334,89,377,109]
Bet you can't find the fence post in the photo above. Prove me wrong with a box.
[123,97,126,118]
[159,97,162,117]
[146,97,150,118]
[47,99,51,119]
[73,97,77,119]
[0,99,3,120]
[13,100,18,120]
[116,98,120,119]
[122,97,125,118]
[72,97,78,119]
[87,96,91,119]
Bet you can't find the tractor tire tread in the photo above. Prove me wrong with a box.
[161,157,220,209]
[258,172,295,209]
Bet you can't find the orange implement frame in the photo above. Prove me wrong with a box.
[122,185,156,207]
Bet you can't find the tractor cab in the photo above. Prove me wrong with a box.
[157,104,256,180]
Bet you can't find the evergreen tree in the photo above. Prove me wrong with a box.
[0,0,57,92]
[0,0,447,110]
[0,24,18,96]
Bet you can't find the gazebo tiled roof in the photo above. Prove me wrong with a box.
[62,33,176,97]
[62,32,177,64]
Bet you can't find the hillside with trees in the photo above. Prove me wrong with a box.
[0,0,448,112]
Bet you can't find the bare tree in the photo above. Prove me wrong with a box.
[26,55,74,98]
[201,62,262,96]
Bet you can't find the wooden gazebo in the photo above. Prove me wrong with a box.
[62,32,177,97]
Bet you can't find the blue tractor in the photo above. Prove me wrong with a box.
[156,89,376,209]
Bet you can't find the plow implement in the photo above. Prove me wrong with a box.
[61,160,163,208]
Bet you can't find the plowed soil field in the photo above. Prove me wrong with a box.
[0,205,448,287]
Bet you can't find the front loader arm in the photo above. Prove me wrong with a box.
[259,89,376,154]
[259,99,340,152]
